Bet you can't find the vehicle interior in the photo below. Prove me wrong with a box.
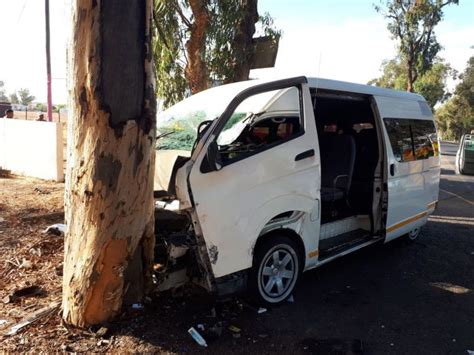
[218,114,301,164]
[311,88,382,258]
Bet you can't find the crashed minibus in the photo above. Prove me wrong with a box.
[153,76,440,305]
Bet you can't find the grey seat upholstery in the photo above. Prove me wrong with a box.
[320,134,356,202]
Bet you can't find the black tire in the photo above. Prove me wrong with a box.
[249,235,301,306]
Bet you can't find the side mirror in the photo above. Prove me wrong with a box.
[205,141,222,172]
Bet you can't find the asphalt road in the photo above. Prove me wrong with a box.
[214,141,474,354]
[129,141,473,354]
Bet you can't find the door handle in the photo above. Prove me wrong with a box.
[390,163,395,176]
[295,149,315,161]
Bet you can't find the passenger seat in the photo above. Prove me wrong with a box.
[320,134,356,203]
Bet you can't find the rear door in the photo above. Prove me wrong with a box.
[187,77,321,278]
[374,96,439,242]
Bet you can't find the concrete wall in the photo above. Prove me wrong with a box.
[0,118,64,181]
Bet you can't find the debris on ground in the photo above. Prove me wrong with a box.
[188,327,208,347]
[95,326,109,338]
[0,320,8,326]
[44,223,66,237]
[257,307,267,314]
[5,300,60,336]
[34,187,51,195]
[20,258,33,269]
[228,325,241,333]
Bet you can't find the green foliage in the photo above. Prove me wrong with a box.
[375,0,459,91]
[455,56,474,107]
[153,0,280,108]
[370,56,455,108]
[157,111,208,151]
[9,92,19,104]
[153,0,188,108]
[34,102,47,112]
[435,56,474,141]
[17,88,35,106]
[207,3,281,84]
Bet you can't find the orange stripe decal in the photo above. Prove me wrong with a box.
[427,201,437,209]
[308,250,319,258]
[387,211,428,233]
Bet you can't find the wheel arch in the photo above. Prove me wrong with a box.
[253,227,306,270]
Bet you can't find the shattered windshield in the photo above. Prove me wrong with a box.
[156,80,278,151]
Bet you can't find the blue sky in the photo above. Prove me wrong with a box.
[252,0,473,85]
[260,0,473,26]
[0,0,472,104]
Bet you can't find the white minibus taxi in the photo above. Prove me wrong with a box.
[154,76,440,305]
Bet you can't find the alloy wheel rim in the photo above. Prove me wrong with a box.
[258,245,297,302]
[408,228,420,240]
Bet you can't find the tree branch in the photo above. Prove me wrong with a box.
[173,3,192,29]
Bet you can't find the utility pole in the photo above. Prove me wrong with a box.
[45,0,53,121]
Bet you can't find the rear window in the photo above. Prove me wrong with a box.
[383,118,438,162]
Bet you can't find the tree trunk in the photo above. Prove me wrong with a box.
[226,0,258,83]
[63,0,156,327]
[186,0,209,94]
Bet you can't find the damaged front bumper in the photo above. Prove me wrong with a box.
[154,200,216,294]
[154,200,249,298]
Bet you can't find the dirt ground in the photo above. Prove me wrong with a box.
[1,147,474,354]
[0,176,283,353]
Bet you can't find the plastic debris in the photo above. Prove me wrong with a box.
[44,223,66,237]
[197,324,205,331]
[188,327,208,347]
[132,303,144,310]
[257,307,267,314]
[287,295,295,303]
[0,320,7,326]
[228,325,241,333]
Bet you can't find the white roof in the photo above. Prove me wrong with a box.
[307,77,425,101]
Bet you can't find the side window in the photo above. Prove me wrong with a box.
[384,118,438,162]
[383,118,414,162]
[216,87,302,164]
[411,120,437,159]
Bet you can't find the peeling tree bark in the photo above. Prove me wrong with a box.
[63,0,156,327]
[186,0,209,94]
